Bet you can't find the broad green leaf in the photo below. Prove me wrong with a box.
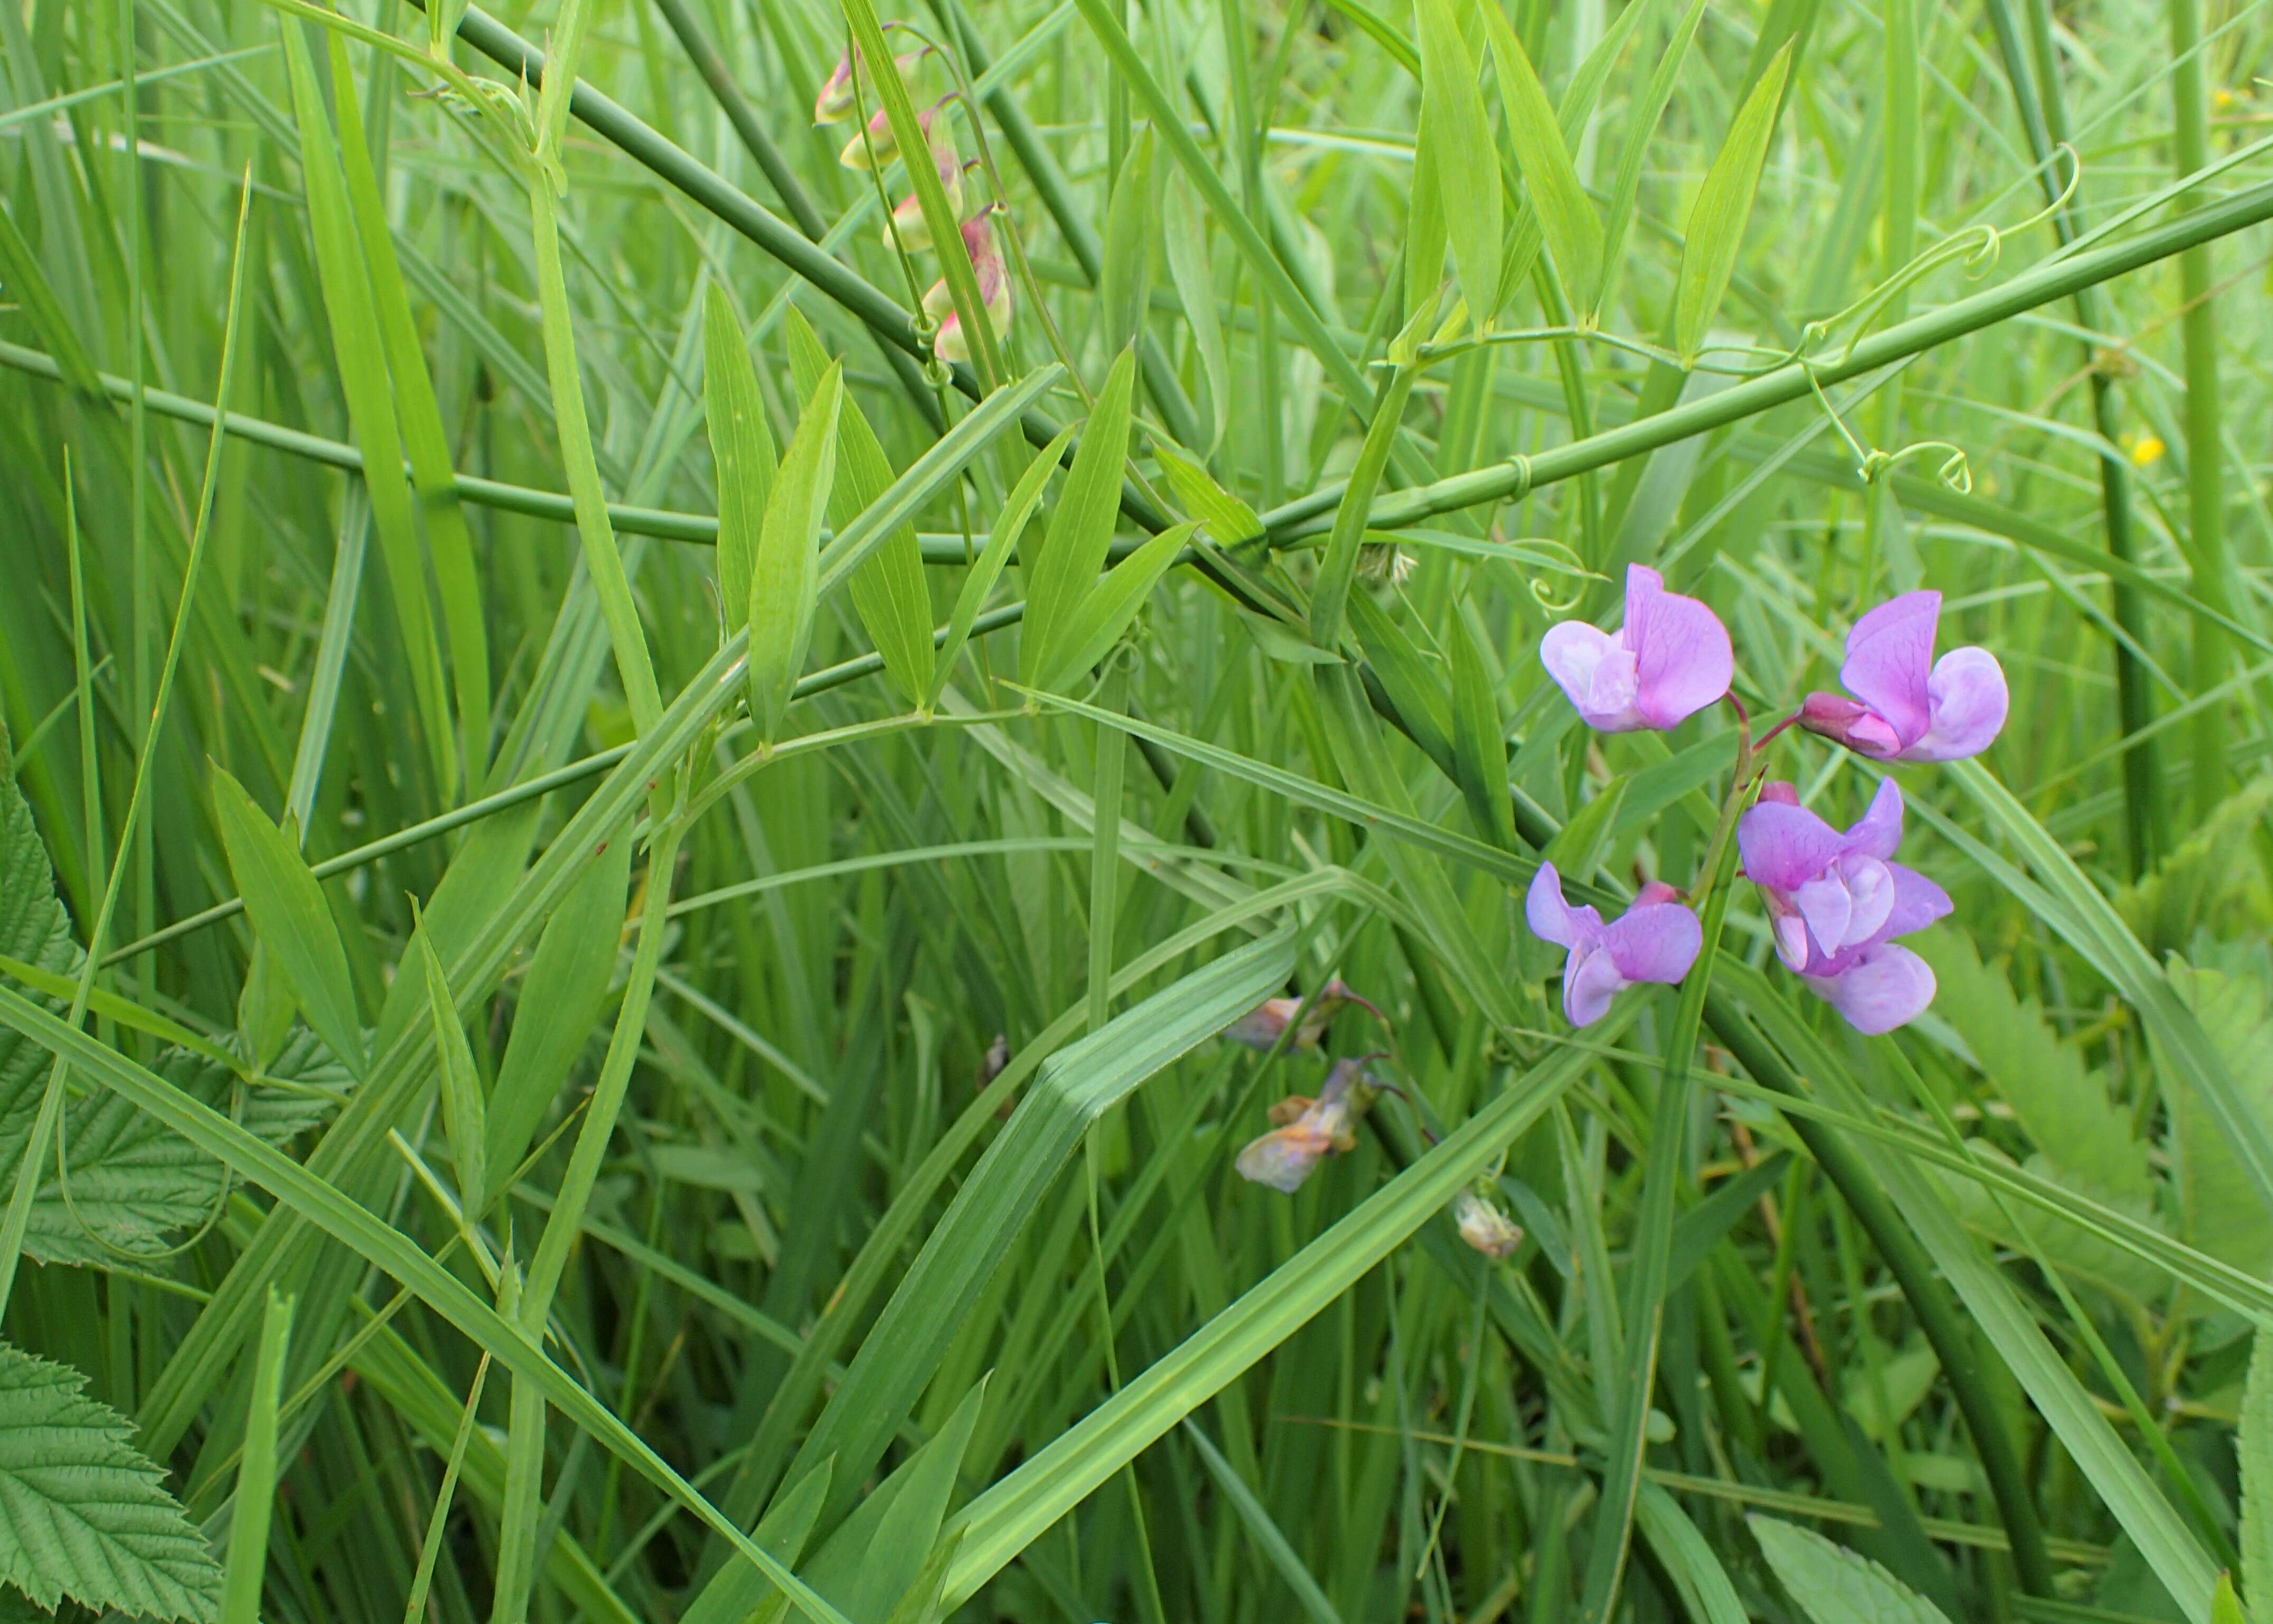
[486,824,632,1194]
[0,1036,343,1267]
[805,1382,987,1620]
[1037,522,1197,690]
[2114,775,2273,958]
[2245,1331,2273,1608]
[682,1460,834,1624]
[1749,1515,1954,1624]
[704,284,778,643]
[1413,0,1502,321]
[218,1291,292,1624]
[783,929,1297,1524]
[785,313,933,706]
[412,914,487,1217]
[1021,348,1137,685]
[750,364,844,737]
[2167,962,2273,1277]
[1479,3,1603,311]
[1101,127,1158,358]
[929,428,1072,706]
[1161,179,1231,450]
[210,767,365,1078]
[0,1341,224,1622]
[1151,439,1262,546]
[1674,43,1792,364]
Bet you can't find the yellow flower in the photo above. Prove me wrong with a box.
[2126,433,2165,468]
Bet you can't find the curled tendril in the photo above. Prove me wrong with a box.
[1860,440,1973,493]
[1517,536,1596,614]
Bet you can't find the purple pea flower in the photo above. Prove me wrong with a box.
[1738,778,1952,1034]
[1540,564,1733,733]
[1525,864,1703,1027]
[1799,591,2008,762]
[1235,1059,1374,1192]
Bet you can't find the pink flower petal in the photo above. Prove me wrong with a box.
[1541,622,1642,731]
[1838,592,1940,750]
[1883,864,1953,937]
[1738,800,1848,892]
[1601,901,1702,987]
[1625,565,1734,729]
[1845,777,1906,861]
[1235,1124,1331,1192]
[1901,646,2009,762]
[1525,863,1585,948]
[1563,943,1630,1027]
[1805,943,1937,1034]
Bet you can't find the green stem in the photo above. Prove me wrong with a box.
[2166,0,2231,818]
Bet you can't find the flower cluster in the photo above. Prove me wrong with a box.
[816,48,1012,364]
[1529,568,2007,1034]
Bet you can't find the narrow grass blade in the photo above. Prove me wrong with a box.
[751,367,843,737]
[1414,0,1502,322]
[931,429,1070,705]
[1674,43,1792,363]
[704,284,777,643]
[219,1290,294,1624]
[1479,5,1602,314]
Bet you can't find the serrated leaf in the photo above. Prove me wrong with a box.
[210,767,366,1079]
[2245,1330,2273,1610]
[1674,43,1791,364]
[2115,776,2273,959]
[0,1342,224,1622]
[2167,961,2273,1277]
[0,1035,347,1267]
[1750,1515,1954,1624]
[704,284,777,644]
[1478,3,1602,309]
[1911,928,2149,1205]
[1413,0,1502,321]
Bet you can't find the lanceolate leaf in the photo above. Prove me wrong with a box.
[704,284,778,644]
[0,1342,224,1622]
[1750,1516,1954,1624]
[1479,3,1603,311]
[209,767,366,1079]
[749,364,844,737]
[1036,522,1197,690]
[1413,0,1502,322]
[1675,43,1793,363]
[1021,348,1137,685]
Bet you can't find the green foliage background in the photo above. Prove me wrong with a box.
[1,0,2271,1619]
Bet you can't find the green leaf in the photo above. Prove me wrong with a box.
[1037,522,1197,690]
[1021,348,1137,685]
[1405,106,1450,318]
[210,766,366,1078]
[1596,0,1706,307]
[1413,0,1502,321]
[1749,1515,1954,1624]
[1151,438,1262,547]
[749,363,844,737]
[1310,367,1417,649]
[1479,3,1603,312]
[1635,1483,1745,1624]
[782,929,1297,1524]
[413,911,487,1217]
[1674,42,1792,364]
[704,284,778,644]
[2114,775,2273,958]
[2166,961,2273,1276]
[1161,179,1231,451]
[785,314,934,707]
[280,21,455,793]
[1101,127,1158,358]
[0,1341,224,1622]
[1347,592,1454,779]
[1181,1421,1341,1624]
[805,1381,988,1621]
[219,1291,293,1624]
[2246,1331,2273,1611]
[486,824,632,1195]
[945,1018,1621,1602]
[1448,609,1518,850]
[2213,1572,2248,1624]
[683,1460,834,1624]
[929,429,1071,706]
